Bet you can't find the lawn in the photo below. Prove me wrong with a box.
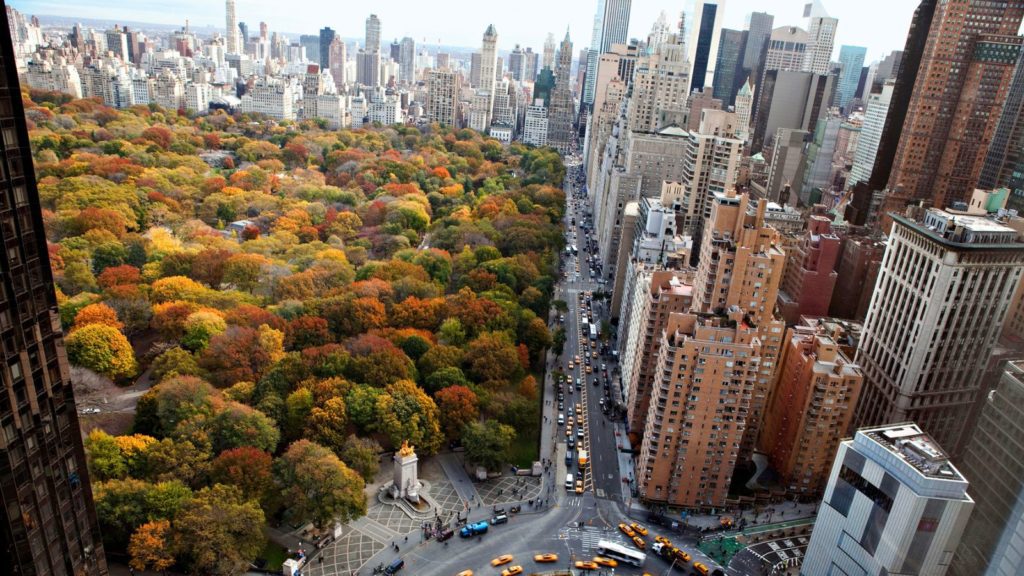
[508,412,540,467]
[258,540,288,572]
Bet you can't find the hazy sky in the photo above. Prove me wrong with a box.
[12,0,916,63]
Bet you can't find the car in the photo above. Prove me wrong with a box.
[558,401,564,410]
[575,480,584,493]
[618,523,636,537]
[568,362,574,370]
[593,557,618,568]
[437,528,454,541]
[567,436,575,447]
[655,535,672,546]
[534,553,559,563]
[574,561,599,570]
[456,571,473,576]
[574,355,581,363]
[80,407,101,415]
[500,566,523,576]
[630,522,649,536]
[632,535,646,549]
[577,427,584,438]
[586,366,592,374]
[592,351,598,359]
[672,548,691,563]
[566,428,572,437]
[575,403,582,413]
[491,555,513,567]
[693,562,709,575]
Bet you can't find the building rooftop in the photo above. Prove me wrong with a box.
[856,424,969,496]
[895,208,1024,249]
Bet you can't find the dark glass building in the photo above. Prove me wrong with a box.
[0,9,107,576]
[319,27,336,71]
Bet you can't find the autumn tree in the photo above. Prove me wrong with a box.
[274,440,366,528]
[65,323,137,380]
[134,375,220,438]
[72,302,123,331]
[210,446,274,507]
[128,520,175,573]
[339,435,381,482]
[172,484,265,576]
[462,419,516,472]
[198,326,275,387]
[434,385,479,442]
[463,331,521,385]
[374,379,442,454]
[141,437,211,487]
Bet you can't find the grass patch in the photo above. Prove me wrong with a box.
[258,540,288,572]
[508,416,539,467]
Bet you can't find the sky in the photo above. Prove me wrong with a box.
[12,0,917,63]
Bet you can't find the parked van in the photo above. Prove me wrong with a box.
[565,473,574,489]
[491,514,509,525]
[384,558,405,574]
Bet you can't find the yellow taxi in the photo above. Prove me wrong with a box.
[491,555,513,567]
[575,480,584,494]
[574,355,581,363]
[500,567,523,576]
[456,571,473,576]
[618,523,636,537]
[574,561,599,570]
[566,427,572,437]
[586,366,592,374]
[575,403,583,413]
[672,547,691,563]
[593,556,618,568]
[568,362,574,370]
[655,536,672,546]
[632,535,646,549]
[533,553,558,563]
[693,561,709,575]
[630,522,648,536]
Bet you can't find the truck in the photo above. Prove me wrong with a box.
[459,521,489,537]
[589,324,598,341]
[578,449,588,469]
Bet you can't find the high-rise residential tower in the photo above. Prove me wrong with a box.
[398,37,415,85]
[688,0,726,93]
[882,1,1024,227]
[848,80,894,187]
[225,0,239,54]
[365,14,381,54]
[836,45,866,112]
[979,50,1024,197]
[0,13,108,574]
[583,0,632,106]
[802,424,973,576]
[854,208,1024,453]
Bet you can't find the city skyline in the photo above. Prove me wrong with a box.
[12,0,918,62]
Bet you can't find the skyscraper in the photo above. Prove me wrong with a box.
[802,424,973,576]
[712,28,746,105]
[365,14,381,54]
[398,37,415,85]
[225,0,239,54]
[883,1,1024,226]
[547,30,576,154]
[762,26,808,74]
[542,33,556,70]
[328,36,346,89]
[583,0,632,106]
[426,68,460,127]
[854,208,1024,453]
[479,25,498,100]
[688,0,726,93]
[836,45,866,112]
[848,80,894,187]
[319,27,335,71]
[508,45,524,81]
[776,215,840,324]
[979,49,1024,196]
[801,0,837,76]
[0,12,108,573]
[949,360,1024,576]
[741,11,774,88]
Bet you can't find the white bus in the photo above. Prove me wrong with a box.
[596,540,646,567]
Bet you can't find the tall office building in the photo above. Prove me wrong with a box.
[319,27,335,72]
[547,31,576,154]
[801,0,837,76]
[712,29,746,105]
[625,32,690,133]
[949,360,1024,576]
[759,319,863,495]
[854,208,1024,453]
[836,45,866,112]
[365,14,381,54]
[763,26,808,74]
[848,80,894,187]
[751,69,833,154]
[979,49,1024,196]
[883,1,1024,225]
[688,1,726,93]
[803,424,973,576]
[583,0,632,106]
[328,37,346,90]
[225,0,239,54]
[523,47,538,81]
[398,37,415,85]
[479,25,498,117]
[508,45,525,81]
[542,33,556,70]
[0,14,108,574]
[741,11,775,89]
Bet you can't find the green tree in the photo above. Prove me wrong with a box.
[375,379,443,454]
[172,484,265,576]
[339,435,381,482]
[141,437,211,487]
[85,429,127,480]
[461,419,516,472]
[274,440,366,528]
[65,323,137,380]
[150,347,205,381]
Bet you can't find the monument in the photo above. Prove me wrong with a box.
[390,441,421,503]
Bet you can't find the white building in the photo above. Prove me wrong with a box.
[153,71,184,111]
[185,82,212,114]
[849,80,894,187]
[523,99,548,147]
[467,90,492,133]
[854,208,1024,453]
[367,93,402,125]
[25,57,82,99]
[239,78,295,120]
[802,424,974,576]
[489,124,512,143]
